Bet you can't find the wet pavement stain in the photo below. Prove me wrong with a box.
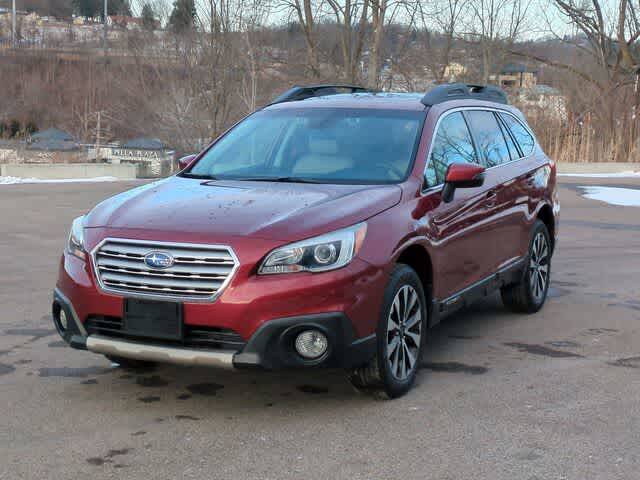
[552,280,585,288]
[504,342,583,358]
[186,382,224,396]
[609,357,640,368]
[138,396,161,403]
[0,363,16,376]
[38,366,111,378]
[81,378,98,385]
[607,301,640,311]
[86,448,132,466]
[5,328,56,342]
[136,376,169,387]
[47,340,67,348]
[175,415,199,420]
[546,340,581,348]
[296,385,329,394]
[585,328,619,335]
[421,362,488,375]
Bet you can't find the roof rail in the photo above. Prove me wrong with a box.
[270,84,371,105]
[421,83,508,106]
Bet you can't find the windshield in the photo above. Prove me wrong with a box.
[186,108,425,184]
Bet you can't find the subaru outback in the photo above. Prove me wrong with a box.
[52,83,559,398]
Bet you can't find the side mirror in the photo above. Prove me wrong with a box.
[441,163,485,203]
[178,154,197,171]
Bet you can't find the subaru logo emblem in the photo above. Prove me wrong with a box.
[144,251,174,269]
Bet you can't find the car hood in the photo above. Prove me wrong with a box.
[85,176,402,241]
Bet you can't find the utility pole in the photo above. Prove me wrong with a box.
[96,111,102,163]
[103,0,108,54]
[11,0,16,48]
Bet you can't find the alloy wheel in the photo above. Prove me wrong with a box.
[386,285,422,380]
[529,232,550,302]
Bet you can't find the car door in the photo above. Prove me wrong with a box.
[464,109,523,272]
[419,110,497,301]
[498,112,548,259]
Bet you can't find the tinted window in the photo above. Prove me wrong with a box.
[425,112,477,187]
[500,113,535,156]
[465,111,511,168]
[188,108,425,184]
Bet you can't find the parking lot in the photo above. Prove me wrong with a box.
[1,175,639,480]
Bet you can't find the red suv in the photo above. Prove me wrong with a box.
[52,83,558,398]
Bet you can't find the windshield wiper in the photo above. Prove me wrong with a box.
[238,176,325,184]
[181,172,219,180]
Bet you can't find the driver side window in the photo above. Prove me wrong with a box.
[424,112,477,188]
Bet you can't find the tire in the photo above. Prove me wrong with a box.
[501,219,551,313]
[105,355,156,371]
[349,264,428,399]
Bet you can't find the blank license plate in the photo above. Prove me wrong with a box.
[123,299,183,340]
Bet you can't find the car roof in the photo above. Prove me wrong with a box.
[263,92,516,113]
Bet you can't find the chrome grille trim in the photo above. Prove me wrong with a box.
[90,238,240,302]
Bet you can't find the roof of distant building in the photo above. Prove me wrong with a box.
[501,63,537,74]
[122,137,165,150]
[31,128,75,142]
[27,139,80,151]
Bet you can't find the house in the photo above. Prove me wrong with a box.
[107,15,144,30]
[491,63,538,89]
[443,62,467,82]
[517,84,567,121]
[28,128,79,152]
[96,137,175,177]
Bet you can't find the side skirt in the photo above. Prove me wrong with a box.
[429,257,526,326]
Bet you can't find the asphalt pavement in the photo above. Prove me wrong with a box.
[1,176,639,480]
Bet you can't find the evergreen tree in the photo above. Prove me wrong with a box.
[72,0,100,19]
[141,3,157,30]
[168,0,195,33]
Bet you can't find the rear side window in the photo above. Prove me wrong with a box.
[425,112,477,187]
[500,113,535,156]
[465,110,511,168]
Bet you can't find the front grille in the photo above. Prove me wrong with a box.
[85,316,246,351]
[91,239,239,301]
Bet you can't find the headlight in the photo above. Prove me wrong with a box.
[67,215,86,259]
[259,222,367,274]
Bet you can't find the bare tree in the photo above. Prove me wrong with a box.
[464,0,528,83]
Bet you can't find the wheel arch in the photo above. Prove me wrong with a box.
[395,243,433,302]
[536,203,555,251]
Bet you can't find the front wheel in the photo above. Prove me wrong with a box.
[349,264,427,399]
[501,220,551,313]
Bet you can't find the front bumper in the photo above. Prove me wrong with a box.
[53,288,376,370]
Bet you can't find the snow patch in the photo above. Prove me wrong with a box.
[579,185,640,207]
[0,176,119,185]
[559,171,640,178]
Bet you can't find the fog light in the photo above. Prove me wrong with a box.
[294,330,328,360]
[58,309,68,331]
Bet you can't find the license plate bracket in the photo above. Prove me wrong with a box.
[123,299,183,341]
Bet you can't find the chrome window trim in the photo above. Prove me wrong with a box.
[90,238,240,303]
[421,106,537,194]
